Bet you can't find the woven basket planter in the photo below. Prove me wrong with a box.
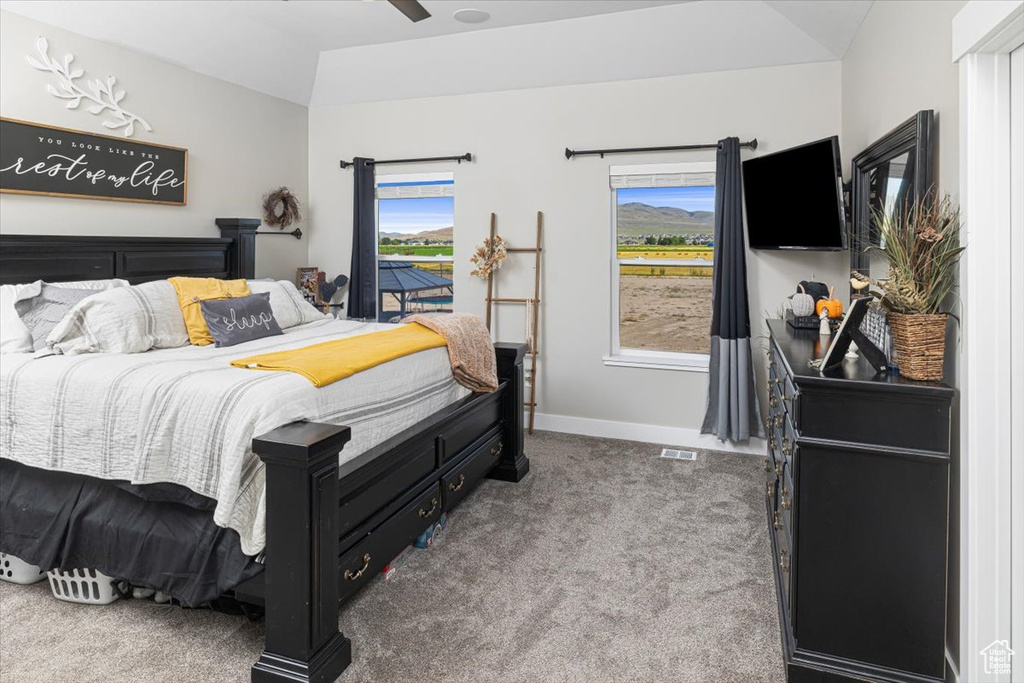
[888,312,948,381]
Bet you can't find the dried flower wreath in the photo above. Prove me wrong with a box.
[470,235,508,279]
[262,187,301,229]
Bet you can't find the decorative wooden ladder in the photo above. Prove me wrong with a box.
[485,211,542,434]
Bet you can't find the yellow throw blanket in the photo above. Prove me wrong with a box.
[230,323,446,387]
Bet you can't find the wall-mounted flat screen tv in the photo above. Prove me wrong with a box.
[742,136,847,250]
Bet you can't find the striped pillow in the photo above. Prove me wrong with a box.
[246,280,326,329]
[46,280,189,355]
[1,278,128,354]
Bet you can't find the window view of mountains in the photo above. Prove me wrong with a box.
[616,202,714,236]
[379,226,453,244]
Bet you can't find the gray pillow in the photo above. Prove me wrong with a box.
[14,284,98,351]
[199,292,283,347]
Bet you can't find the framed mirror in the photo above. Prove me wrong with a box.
[849,110,934,291]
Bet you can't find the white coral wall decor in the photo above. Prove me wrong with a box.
[26,36,152,138]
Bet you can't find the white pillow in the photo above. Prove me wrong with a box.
[247,280,326,329]
[46,280,189,355]
[0,279,128,354]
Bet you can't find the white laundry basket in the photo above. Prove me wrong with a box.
[47,568,120,605]
[0,552,47,585]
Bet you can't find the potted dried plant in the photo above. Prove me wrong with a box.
[852,193,964,381]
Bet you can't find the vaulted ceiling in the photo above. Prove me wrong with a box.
[0,0,873,106]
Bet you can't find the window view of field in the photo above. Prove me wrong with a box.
[377,181,454,319]
[616,185,715,354]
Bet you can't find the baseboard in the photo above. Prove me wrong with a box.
[944,646,959,683]
[528,412,767,455]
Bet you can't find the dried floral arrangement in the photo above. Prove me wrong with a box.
[262,187,302,229]
[27,37,151,137]
[851,193,964,316]
[470,235,508,279]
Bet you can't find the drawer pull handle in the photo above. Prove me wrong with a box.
[780,550,790,572]
[782,445,792,457]
[767,483,775,498]
[781,489,791,510]
[775,463,782,477]
[490,443,503,457]
[449,473,466,493]
[343,554,371,581]
[763,457,770,472]
[773,511,782,531]
[418,498,439,518]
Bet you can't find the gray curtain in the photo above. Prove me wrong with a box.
[701,138,763,442]
[348,157,376,320]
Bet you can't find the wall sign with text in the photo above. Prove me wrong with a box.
[0,118,187,205]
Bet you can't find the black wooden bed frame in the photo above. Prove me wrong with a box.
[0,221,530,683]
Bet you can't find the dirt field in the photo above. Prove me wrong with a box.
[619,275,713,354]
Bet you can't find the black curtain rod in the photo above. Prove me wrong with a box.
[565,139,758,160]
[339,153,472,169]
[256,228,303,240]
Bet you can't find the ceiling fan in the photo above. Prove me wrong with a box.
[387,0,431,23]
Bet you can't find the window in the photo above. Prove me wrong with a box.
[608,162,716,369]
[376,173,454,322]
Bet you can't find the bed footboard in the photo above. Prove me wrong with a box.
[490,342,531,482]
[249,342,529,683]
[251,422,352,683]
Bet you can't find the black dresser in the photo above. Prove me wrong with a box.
[765,320,953,683]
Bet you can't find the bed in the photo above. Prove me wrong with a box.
[0,223,530,683]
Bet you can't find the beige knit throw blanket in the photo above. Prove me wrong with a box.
[402,313,498,393]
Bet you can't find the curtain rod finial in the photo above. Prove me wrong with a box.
[748,139,758,150]
[564,148,575,160]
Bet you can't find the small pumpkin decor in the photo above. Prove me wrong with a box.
[852,193,964,381]
[815,286,843,319]
[262,187,302,229]
[790,284,816,317]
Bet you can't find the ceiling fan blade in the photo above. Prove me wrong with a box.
[387,0,431,23]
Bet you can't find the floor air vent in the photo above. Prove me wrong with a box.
[660,448,697,461]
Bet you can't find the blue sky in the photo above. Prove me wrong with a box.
[378,180,454,234]
[617,186,715,213]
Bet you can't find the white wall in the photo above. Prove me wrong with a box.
[842,1,964,193]
[308,61,847,434]
[0,10,309,281]
[840,0,966,671]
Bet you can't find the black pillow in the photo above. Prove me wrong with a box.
[199,292,283,347]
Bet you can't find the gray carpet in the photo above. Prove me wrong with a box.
[0,431,783,683]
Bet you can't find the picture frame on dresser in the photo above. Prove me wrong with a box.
[0,224,530,683]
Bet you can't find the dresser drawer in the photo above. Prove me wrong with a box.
[443,428,503,511]
[337,483,442,602]
[781,413,798,473]
[779,462,794,538]
[775,517,792,612]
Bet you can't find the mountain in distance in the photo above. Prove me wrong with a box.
[380,226,453,242]
[616,202,713,236]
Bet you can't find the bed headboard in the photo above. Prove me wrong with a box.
[0,218,258,285]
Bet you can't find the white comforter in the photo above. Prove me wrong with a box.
[0,318,470,555]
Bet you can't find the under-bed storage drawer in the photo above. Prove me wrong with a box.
[338,443,435,538]
[438,401,501,463]
[443,428,503,511]
[337,483,442,603]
